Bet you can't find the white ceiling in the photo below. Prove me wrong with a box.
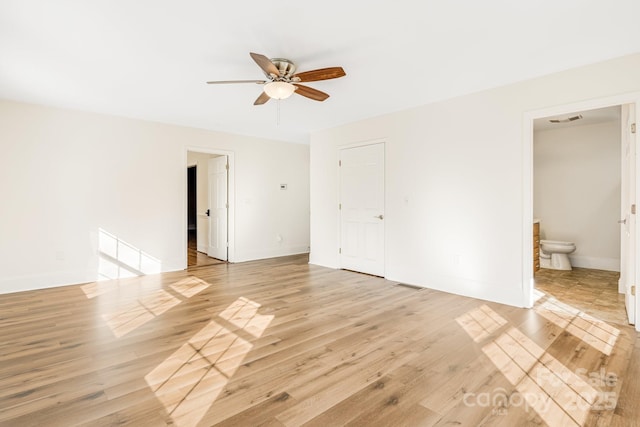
[1,1,640,144]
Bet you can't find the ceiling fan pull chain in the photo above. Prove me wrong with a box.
[277,99,281,126]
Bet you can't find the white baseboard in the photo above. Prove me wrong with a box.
[0,269,93,295]
[237,245,310,262]
[197,244,207,253]
[0,263,185,295]
[569,255,620,272]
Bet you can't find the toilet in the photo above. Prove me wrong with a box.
[539,240,576,270]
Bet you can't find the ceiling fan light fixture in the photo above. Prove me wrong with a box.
[264,81,296,100]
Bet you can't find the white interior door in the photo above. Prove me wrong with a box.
[621,103,636,324]
[208,156,228,261]
[339,143,385,276]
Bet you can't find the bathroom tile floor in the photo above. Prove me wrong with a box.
[534,267,629,326]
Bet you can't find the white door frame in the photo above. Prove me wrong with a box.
[522,92,640,332]
[184,147,235,265]
[337,138,386,275]
[621,103,636,324]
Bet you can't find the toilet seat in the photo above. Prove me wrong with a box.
[540,239,573,247]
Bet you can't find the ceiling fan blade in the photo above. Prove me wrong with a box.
[249,52,280,77]
[293,67,346,82]
[293,84,330,102]
[254,91,271,105]
[206,80,266,85]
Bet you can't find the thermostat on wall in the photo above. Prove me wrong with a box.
[280,184,287,190]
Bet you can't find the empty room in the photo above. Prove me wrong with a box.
[2,1,640,426]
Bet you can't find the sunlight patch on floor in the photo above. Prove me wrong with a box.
[146,297,274,427]
[455,304,508,342]
[534,297,619,355]
[458,304,605,426]
[102,289,180,337]
[99,276,211,337]
[482,326,597,426]
[218,296,274,338]
[81,281,119,299]
[170,277,212,299]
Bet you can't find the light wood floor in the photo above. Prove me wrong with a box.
[1,256,638,426]
[187,230,226,268]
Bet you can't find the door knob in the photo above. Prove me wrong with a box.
[374,214,384,220]
[618,219,626,224]
[206,209,211,217]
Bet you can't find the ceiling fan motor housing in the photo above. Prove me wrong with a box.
[269,58,297,79]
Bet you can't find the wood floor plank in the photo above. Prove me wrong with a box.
[0,256,637,426]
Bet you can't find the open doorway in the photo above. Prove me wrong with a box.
[186,149,234,267]
[532,106,628,324]
[187,165,200,266]
[530,103,637,324]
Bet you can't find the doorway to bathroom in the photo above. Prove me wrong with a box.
[525,95,640,331]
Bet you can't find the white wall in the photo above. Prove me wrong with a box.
[310,53,640,308]
[0,100,309,294]
[534,121,621,271]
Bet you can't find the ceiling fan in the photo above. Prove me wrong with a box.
[207,52,346,105]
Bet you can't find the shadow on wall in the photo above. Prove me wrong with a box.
[97,228,162,281]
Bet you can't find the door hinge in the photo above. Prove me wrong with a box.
[632,285,636,296]
[339,203,342,210]
[632,204,636,215]
[225,202,229,208]
[339,160,342,167]
[339,248,342,254]
[632,123,636,134]
[225,163,229,170]
[226,242,230,248]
